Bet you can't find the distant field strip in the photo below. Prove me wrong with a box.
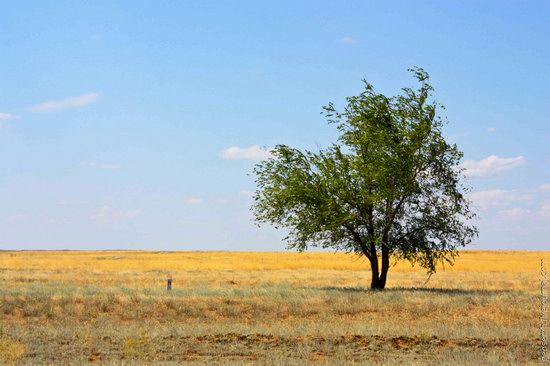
[1,250,547,271]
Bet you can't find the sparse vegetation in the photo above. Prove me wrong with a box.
[0,326,26,365]
[0,250,546,365]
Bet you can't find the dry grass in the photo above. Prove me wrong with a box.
[0,250,547,365]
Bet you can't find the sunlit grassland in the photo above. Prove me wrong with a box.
[0,250,548,365]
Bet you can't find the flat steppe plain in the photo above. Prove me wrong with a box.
[0,250,548,365]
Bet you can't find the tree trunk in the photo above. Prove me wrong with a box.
[378,244,390,289]
[369,245,390,290]
[369,255,382,290]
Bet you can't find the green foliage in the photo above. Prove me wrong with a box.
[253,68,478,285]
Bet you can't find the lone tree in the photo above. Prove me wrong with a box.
[252,68,477,290]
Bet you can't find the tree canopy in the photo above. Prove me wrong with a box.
[252,68,478,289]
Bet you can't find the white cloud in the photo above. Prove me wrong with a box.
[220,145,273,161]
[91,205,143,222]
[462,155,526,177]
[468,189,532,210]
[214,198,229,204]
[538,183,550,192]
[497,208,531,219]
[487,127,496,133]
[339,36,357,44]
[30,93,99,112]
[82,161,121,170]
[185,197,203,204]
[5,214,31,224]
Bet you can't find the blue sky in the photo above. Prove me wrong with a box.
[1,1,549,250]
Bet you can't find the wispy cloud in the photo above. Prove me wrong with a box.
[238,189,254,198]
[468,189,532,210]
[540,202,550,218]
[220,145,272,161]
[497,207,531,219]
[30,92,99,112]
[184,197,203,204]
[82,161,121,170]
[56,199,89,206]
[487,127,496,133]
[448,132,471,141]
[0,112,18,121]
[339,36,357,44]
[47,218,71,225]
[5,214,31,224]
[0,112,19,128]
[91,205,143,223]
[462,155,526,177]
[538,183,550,192]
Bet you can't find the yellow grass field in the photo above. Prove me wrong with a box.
[0,250,548,365]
